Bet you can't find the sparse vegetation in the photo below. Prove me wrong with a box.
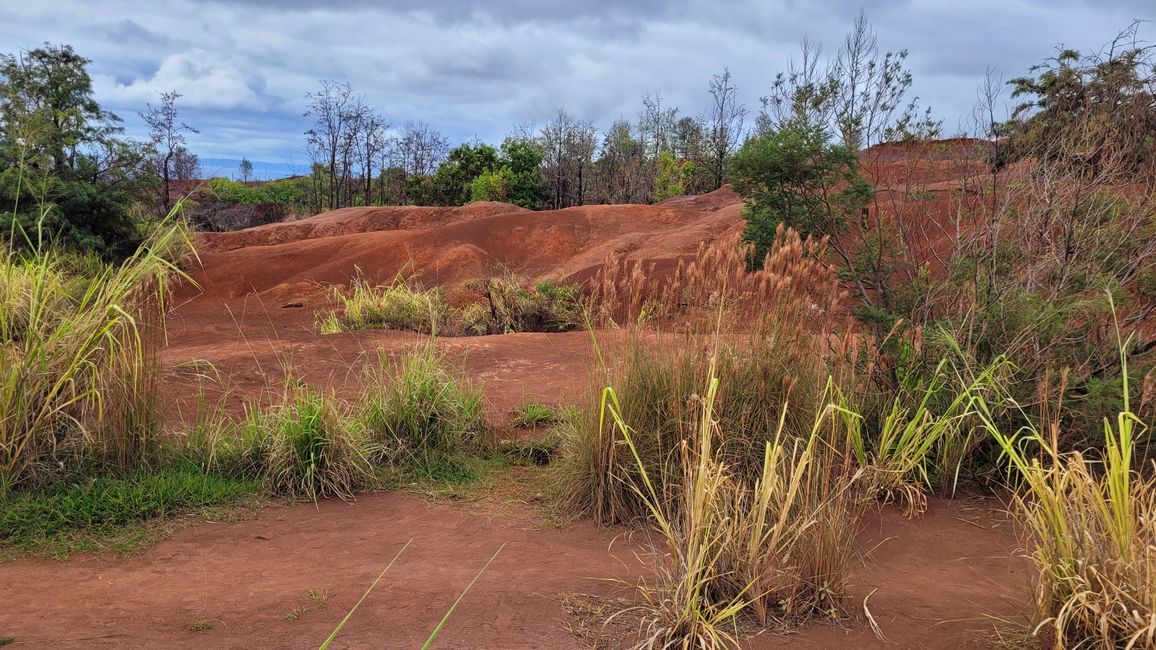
[509,402,559,429]
[318,270,583,336]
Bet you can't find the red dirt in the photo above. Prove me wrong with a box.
[1,158,1034,647]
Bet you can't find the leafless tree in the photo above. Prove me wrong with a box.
[140,90,198,214]
[704,68,746,189]
[540,108,597,209]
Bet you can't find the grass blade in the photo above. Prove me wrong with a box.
[318,538,412,650]
[421,543,505,649]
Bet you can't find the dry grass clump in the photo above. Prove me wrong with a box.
[317,275,450,335]
[588,224,843,330]
[604,362,865,648]
[0,222,189,493]
[978,345,1155,649]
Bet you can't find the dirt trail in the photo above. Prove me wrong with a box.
[0,489,1023,649]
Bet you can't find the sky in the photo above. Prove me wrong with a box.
[0,0,1151,179]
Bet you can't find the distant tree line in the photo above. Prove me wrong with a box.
[293,69,749,213]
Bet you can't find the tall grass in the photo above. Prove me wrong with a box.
[848,354,1009,513]
[317,275,449,335]
[605,360,865,648]
[976,341,1154,648]
[0,219,190,493]
[359,346,487,477]
[555,327,828,526]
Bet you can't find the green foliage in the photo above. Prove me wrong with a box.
[429,142,500,206]
[1001,30,1156,174]
[652,150,694,202]
[498,137,545,208]
[259,387,369,501]
[730,121,874,263]
[0,464,258,545]
[0,43,147,256]
[469,167,513,202]
[359,346,487,478]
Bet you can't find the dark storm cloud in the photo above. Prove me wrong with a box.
[0,0,1151,169]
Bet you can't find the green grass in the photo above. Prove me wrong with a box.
[317,275,449,335]
[360,346,488,479]
[0,464,260,553]
[509,402,559,429]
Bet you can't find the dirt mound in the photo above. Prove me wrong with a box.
[195,200,530,254]
[180,188,744,309]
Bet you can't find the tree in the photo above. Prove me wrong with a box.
[391,120,449,204]
[758,14,938,149]
[0,43,142,255]
[239,157,253,182]
[1002,23,1156,176]
[140,90,199,215]
[304,80,358,210]
[540,108,596,209]
[430,142,499,205]
[730,121,874,298]
[704,68,746,190]
[498,136,544,209]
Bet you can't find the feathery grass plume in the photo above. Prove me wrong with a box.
[975,334,1154,649]
[260,385,369,501]
[0,217,191,493]
[359,345,487,476]
[318,273,449,335]
[587,225,844,333]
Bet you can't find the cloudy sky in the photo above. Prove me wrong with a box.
[0,0,1150,178]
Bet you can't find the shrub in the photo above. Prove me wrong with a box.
[259,387,369,501]
[359,346,487,477]
[469,270,583,334]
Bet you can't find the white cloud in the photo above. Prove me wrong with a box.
[93,49,265,110]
